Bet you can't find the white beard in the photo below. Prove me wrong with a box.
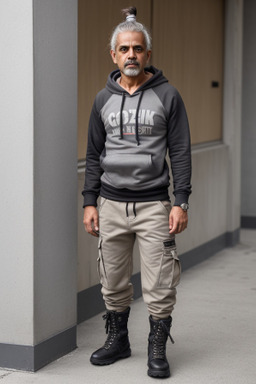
[123,67,141,77]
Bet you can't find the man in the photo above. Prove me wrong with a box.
[82,7,191,378]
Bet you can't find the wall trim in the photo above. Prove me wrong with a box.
[0,326,77,372]
[77,229,240,323]
[179,228,240,271]
[77,274,142,324]
[241,216,256,229]
[226,228,240,246]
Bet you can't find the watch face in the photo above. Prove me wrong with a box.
[180,203,189,211]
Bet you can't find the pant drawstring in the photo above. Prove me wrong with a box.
[125,202,137,218]
[126,202,129,217]
[133,202,137,217]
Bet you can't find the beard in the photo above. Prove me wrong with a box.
[123,60,141,77]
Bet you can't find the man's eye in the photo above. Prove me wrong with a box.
[135,47,143,52]
[120,47,127,52]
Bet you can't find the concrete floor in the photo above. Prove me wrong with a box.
[1,229,256,383]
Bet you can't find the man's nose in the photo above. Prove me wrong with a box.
[128,48,136,59]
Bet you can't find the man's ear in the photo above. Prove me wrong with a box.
[110,50,117,64]
[146,50,152,63]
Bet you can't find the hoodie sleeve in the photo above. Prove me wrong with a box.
[82,95,106,207]
[167,90,192,205]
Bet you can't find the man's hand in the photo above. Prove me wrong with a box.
[169,206,188,234]
[83,206,99,237]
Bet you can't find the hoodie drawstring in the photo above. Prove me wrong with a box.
[119,92,126,140]
[135,91,144,146]
[119,91,144,146]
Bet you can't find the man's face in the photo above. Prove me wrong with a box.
[111,31,151,77]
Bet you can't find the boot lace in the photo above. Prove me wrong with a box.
[152,320,174,359]
[103,312,119,349]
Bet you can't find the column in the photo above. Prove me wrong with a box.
[0,0,78,371]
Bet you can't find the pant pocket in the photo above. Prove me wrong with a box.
[99,197,107,214]
[157,243,181,289]
[157,200,172,215]
[97,237,108,286]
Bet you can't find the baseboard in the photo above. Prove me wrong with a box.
[77,229,240,323]
[0,326,77,372]
[179,228,240,271]
[77,273,142,324]
[241,216,256,229]
[226,228,240,246]
[77,284,105,324]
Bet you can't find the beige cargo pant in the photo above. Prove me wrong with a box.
[97,198,181,319]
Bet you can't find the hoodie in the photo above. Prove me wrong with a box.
[82,66,191,207]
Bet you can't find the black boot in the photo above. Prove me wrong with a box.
[147,316,174,378]
[90,307,131,365]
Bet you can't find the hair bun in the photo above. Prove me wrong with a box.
[122,6,137,22]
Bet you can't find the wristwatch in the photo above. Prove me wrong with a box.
[180,203,189,212]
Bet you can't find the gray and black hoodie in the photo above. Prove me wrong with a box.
[82,66,191,207]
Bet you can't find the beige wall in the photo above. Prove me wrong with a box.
[152,0,224,144]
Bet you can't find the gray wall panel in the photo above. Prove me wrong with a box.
[33,0,78,344]
[241,0,256,219]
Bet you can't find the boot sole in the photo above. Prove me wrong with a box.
[147,368,170,378]
[90,348,131,366]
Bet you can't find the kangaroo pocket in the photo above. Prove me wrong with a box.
[101,153,154,188]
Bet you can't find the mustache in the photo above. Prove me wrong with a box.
[124,60,140,67]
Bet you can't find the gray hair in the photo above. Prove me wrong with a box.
[110,7,152,51]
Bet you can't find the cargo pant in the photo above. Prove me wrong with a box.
[97,198,181,319]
